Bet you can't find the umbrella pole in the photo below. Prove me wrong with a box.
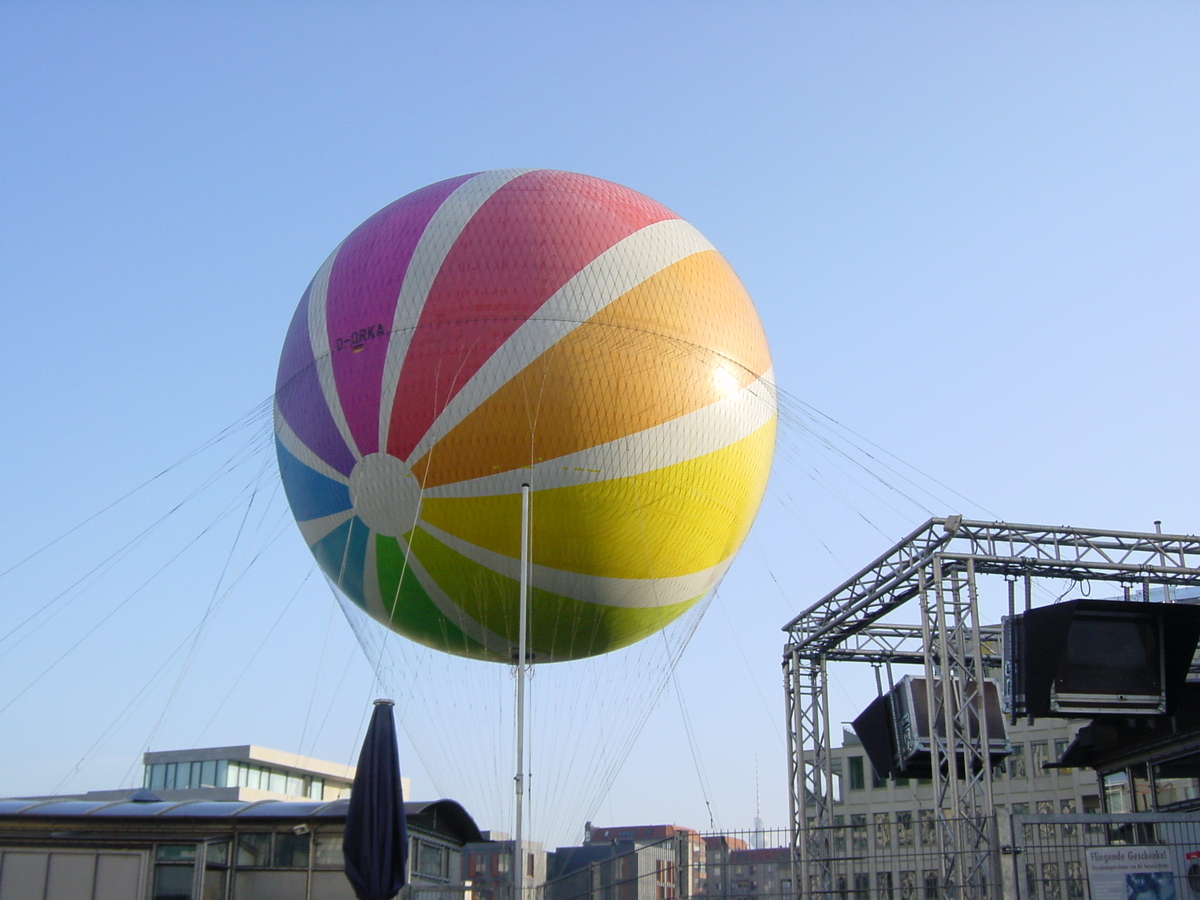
[514,482,531,900]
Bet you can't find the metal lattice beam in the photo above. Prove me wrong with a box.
[783,518,1200,900]
[784,517,1200,656]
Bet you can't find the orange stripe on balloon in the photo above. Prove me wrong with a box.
[411,250,771,488]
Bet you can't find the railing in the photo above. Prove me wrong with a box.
[492,812,1200,900]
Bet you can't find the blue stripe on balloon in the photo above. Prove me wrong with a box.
[275,438,352,521]
[312,516,369,608]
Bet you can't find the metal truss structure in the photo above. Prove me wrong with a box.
[783,517,1200,900]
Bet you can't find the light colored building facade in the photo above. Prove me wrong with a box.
[833,717,1100,823]
[816,717,1100,900]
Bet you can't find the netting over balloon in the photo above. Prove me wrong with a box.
[275,170,776,662]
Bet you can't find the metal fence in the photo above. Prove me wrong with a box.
[519,814,1200,900]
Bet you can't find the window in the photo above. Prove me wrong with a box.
[1061,799,1078,837]
[896,811,913,846]
[236,834,272,868]
[1031,741,1048,776]
[919,809,937,845]
[872,766,887,789]
[855,873,870,900]
[874,812,891,848]
[878,872,894,900]
[1009,743,1027,779]
[154,845,197,900]
[1104,771,1131,813]
[1036,800,1055,840]
[153,864,193,900]
[1154,753,1200,807]
[417,841,448,880]
[314,834,344,868]
[273,833,310,868]
[851,815,867,853]
[203,842,230,900]
[848,756,865,791]
[1054,739,1070,773]
[1132,764,1152,811]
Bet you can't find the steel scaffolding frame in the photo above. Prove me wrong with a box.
[783,517,1200,900]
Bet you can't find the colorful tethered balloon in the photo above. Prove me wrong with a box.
[275,170,775,662]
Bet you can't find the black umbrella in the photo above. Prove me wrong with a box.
[344,699,409,900]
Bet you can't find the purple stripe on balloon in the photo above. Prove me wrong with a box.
[326,174,475,457]
[276,279,358,477]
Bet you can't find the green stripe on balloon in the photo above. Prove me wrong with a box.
[375,535,491,659]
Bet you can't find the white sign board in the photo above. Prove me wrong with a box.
[1085,846,1176,900]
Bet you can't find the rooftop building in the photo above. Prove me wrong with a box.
[134,744,374,803]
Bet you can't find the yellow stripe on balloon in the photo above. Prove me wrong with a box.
[418,416,775,581]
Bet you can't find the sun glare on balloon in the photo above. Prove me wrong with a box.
[712,364,741,398]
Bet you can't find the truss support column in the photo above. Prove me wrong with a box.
[785,647,833,898]
[919,554,998,900]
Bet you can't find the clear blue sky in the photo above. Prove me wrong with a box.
[2,2,1197,846]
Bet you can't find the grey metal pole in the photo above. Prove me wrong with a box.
[514,483,531,900]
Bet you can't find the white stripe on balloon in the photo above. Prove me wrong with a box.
[305,247,362,462]
[420,367,776,497]
[376,169,534,455]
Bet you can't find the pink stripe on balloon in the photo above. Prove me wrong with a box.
[276,281,357,476]
[326,174,475,457]
[385,170,679,461]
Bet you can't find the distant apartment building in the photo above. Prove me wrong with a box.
[721,847,791,900]
[463,831,546,900]
[547,824,703,900]
[699,835,750,900]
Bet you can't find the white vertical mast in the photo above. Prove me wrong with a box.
[514,482,531,900]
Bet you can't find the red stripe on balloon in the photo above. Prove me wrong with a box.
[326,174,475,457]
[385,170,679,462]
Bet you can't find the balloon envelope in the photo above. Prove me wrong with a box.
[275,169,775,662]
